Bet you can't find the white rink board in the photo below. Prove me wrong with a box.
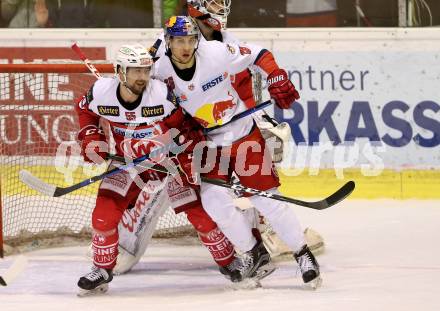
[1,199,439,311]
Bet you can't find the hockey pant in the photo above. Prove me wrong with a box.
[200,125,306,253]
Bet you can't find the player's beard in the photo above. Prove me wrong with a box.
[125,80,147,95]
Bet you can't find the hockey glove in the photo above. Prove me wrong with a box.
[174,152,200,186]
[80,126,108,164]
[175,117,206,152]
[267,68,300,109]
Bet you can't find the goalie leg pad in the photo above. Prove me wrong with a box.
[185,206,235,267]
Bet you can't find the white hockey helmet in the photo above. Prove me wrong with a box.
[114,44,153,78]
[187,0,231,31]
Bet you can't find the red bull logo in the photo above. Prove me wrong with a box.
[194,100,236,128]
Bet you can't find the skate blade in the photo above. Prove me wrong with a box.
[77,283,109,297]
[230,278,262,290]
[304,276,322,290]
[253,262,276,281]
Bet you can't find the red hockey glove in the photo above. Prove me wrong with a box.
[79,126,108,164]
[267,68,300,109]
[171,153,200,186]
[175,118,206,152]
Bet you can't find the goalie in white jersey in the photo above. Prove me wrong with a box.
[153,15,321,288]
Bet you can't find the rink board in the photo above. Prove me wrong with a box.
[2,163,439,199]
[0,28,439,200]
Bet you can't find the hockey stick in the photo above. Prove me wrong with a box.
[19,141,187,197]
[71,43,103,79]
[0,256,28,286]
[107,154,355,210]
[204,99,275,133]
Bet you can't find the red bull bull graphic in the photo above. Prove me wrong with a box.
[193,100,236,128]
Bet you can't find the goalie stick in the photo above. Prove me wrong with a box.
[0,256,28,286]
[107,154,355,210]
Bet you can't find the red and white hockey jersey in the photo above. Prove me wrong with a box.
[75,77,185,159]
[153,39,277,146]
[150,31,277,110]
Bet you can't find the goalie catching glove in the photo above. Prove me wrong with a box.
[267,68,300,109]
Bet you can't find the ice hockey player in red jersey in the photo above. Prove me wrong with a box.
[154,15,321,289]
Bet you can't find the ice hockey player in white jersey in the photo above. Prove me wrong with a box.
[75,43,248,295]
[186,0,325,257]
[153,16,321,288]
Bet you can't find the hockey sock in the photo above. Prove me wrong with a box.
[92,229,118,269]
[198,227,235,267]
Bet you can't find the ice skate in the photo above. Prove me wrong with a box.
[77,266,113,297]
[219,256,244,282]
[227,241,275,289]
[294,245,322,290]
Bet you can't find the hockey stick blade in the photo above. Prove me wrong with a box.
[19,170,56,197]
[19,169,80,197]
[0,256,28,286]
[297,180,356,210]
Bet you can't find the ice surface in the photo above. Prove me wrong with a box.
[1,200,440,311]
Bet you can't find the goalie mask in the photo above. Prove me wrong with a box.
[187,0,231,31]
[114,44,153,94]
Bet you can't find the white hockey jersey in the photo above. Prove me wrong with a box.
[76,77,184,158]
[153,40,265,146]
